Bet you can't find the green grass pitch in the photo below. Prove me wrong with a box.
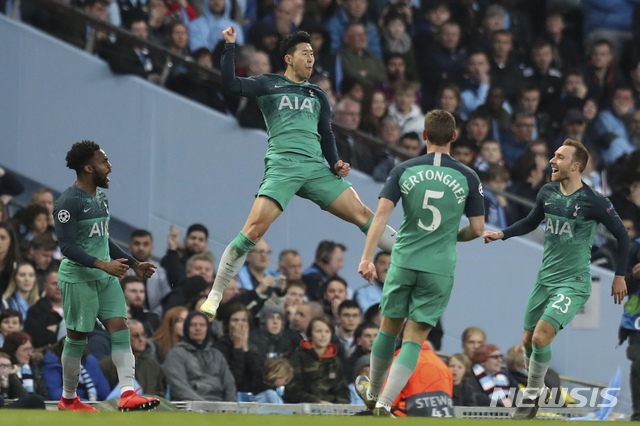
[0,411,569,425]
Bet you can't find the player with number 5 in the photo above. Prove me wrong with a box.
[483,139,629,419]
[355,110,485,417]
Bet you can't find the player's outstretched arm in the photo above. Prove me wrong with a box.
[220,26,264,96]
[483,230,504,243]
[358,198,394,284]
[611,275,627,305]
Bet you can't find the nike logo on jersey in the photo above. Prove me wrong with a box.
[274,85,284,88]
[83,207,91,212]
[544,202,552,206]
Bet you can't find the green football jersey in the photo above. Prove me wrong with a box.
[220,43,339,168]
[503,182,628,286]
[254,75,328,161]
[380,153,485,275]
[54,186,111,283]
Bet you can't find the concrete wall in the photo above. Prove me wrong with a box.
[0,14,631,414]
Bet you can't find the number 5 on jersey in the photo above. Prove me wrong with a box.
[418,190,444,231]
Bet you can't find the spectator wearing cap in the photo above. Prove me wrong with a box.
[349,354,370,404]
[553,108,590,150]
[161,223,212,287]
[250,304,297,358]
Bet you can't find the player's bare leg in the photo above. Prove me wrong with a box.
[325,187,397,251]
[201,196,282,318]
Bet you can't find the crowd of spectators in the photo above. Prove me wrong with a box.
[3,0,640,412]
[9,0,640,238]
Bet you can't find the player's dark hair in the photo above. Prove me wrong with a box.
[424,109,456,146]
[131,229,153,240]
[65,140,101,172]
[563,139,589,172]
[280,31,311,58]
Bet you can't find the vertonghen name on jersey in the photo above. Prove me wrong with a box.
[400,169,467,203]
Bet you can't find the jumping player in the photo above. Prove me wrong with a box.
[200,26,397,319]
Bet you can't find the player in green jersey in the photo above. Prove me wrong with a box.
[355,110,485,416]
[483,139,630,419]
[53,141,160,412]
[200,26,397,319]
